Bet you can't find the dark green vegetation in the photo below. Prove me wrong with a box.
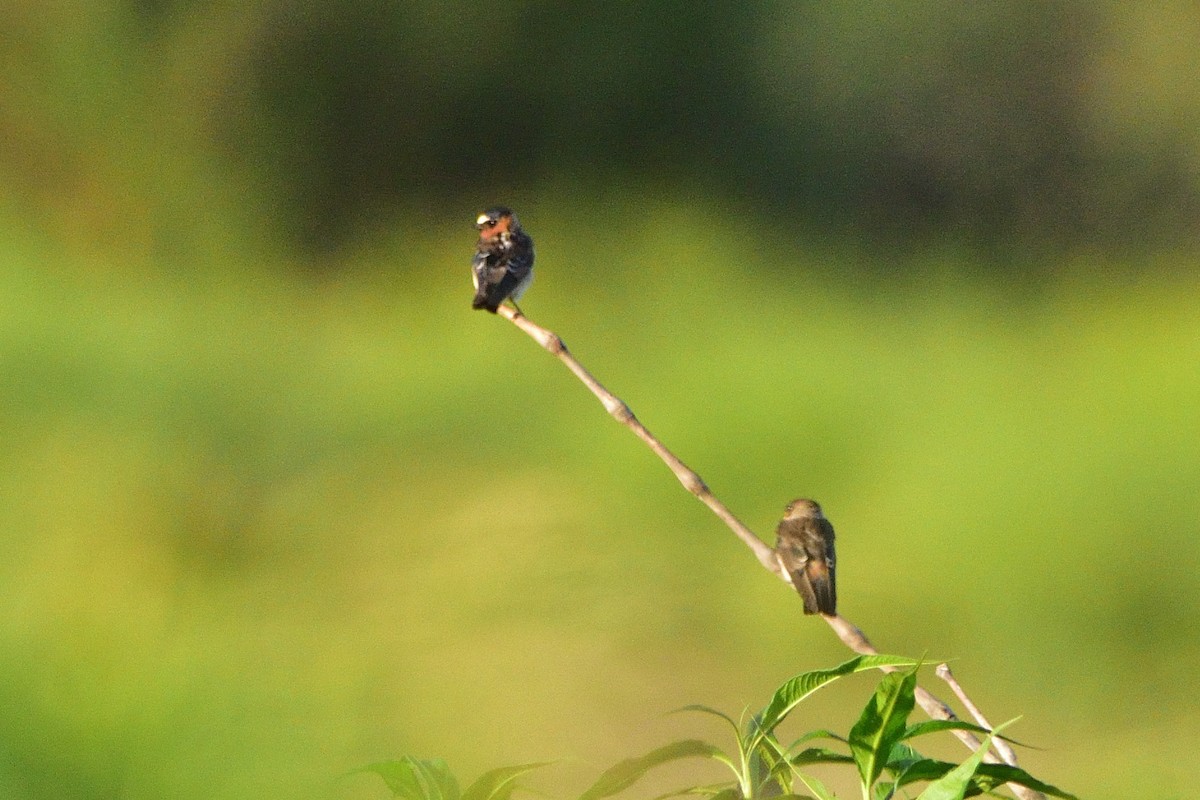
[2,3,1199,800]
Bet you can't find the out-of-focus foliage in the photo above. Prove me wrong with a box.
[231,1,1200,254]
[363,659,1078,800]
[1,3,1198,800]
[5,2,1200,258]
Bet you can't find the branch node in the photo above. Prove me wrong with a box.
[605,398,635,423]
[680,472,708,495]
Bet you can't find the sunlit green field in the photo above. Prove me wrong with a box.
[1,197,1196,799]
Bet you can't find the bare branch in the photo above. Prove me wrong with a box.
[502,307,778,574]
[937,663,1024,767]
[806,592,1008,772]
[497,306,1045,800]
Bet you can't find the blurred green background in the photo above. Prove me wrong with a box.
[2,2,1198,798]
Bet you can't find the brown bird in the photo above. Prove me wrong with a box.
[774,498,837,615]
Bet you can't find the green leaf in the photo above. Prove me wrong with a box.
[792,770,838,800]
[462,763,552,800]
[913,720,1012,800]
[707,789,743,800]
[755,655,919,739]
[578,740,727,800]
[674,705,740,727]
[901,720,1033,749]
[673,705,743,739]
[357,757,461,800]
[892,758,1078,799]
[746,715,786,797]
[767,744,850,800]
[882,742,924,773]
[769,737,838,793]
[786,730,846,750]
[912,759,982,799]
[648,782,738,800]
[788,747,855,767]
[888,758,953,786]
[970,764,1079,800]
[848,669,918,790]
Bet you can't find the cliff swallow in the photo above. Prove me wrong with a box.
[774,498,837,615]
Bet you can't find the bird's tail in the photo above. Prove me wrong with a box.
[471,293,499,313]
[809,573,836,616]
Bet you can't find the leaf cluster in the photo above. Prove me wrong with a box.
[356,758,551,800]
[357,656,1074,800]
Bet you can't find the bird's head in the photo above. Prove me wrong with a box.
[475,206,517,237]
[783,498,823,519]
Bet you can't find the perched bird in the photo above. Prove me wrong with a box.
[471,206,535,314]
[774,498,837,616]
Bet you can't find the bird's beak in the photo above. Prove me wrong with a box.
[475,214,491,229]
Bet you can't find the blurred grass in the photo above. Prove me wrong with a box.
[1,197,1197,799]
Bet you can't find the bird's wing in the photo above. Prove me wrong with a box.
[775,518,820,613]
[485,267,524,305]
[506,236,534,276]
[471,250,486,289]
[805,517,837,614]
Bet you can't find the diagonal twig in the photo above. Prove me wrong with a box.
[937,663,1022,767]
[496,306,1045,800]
